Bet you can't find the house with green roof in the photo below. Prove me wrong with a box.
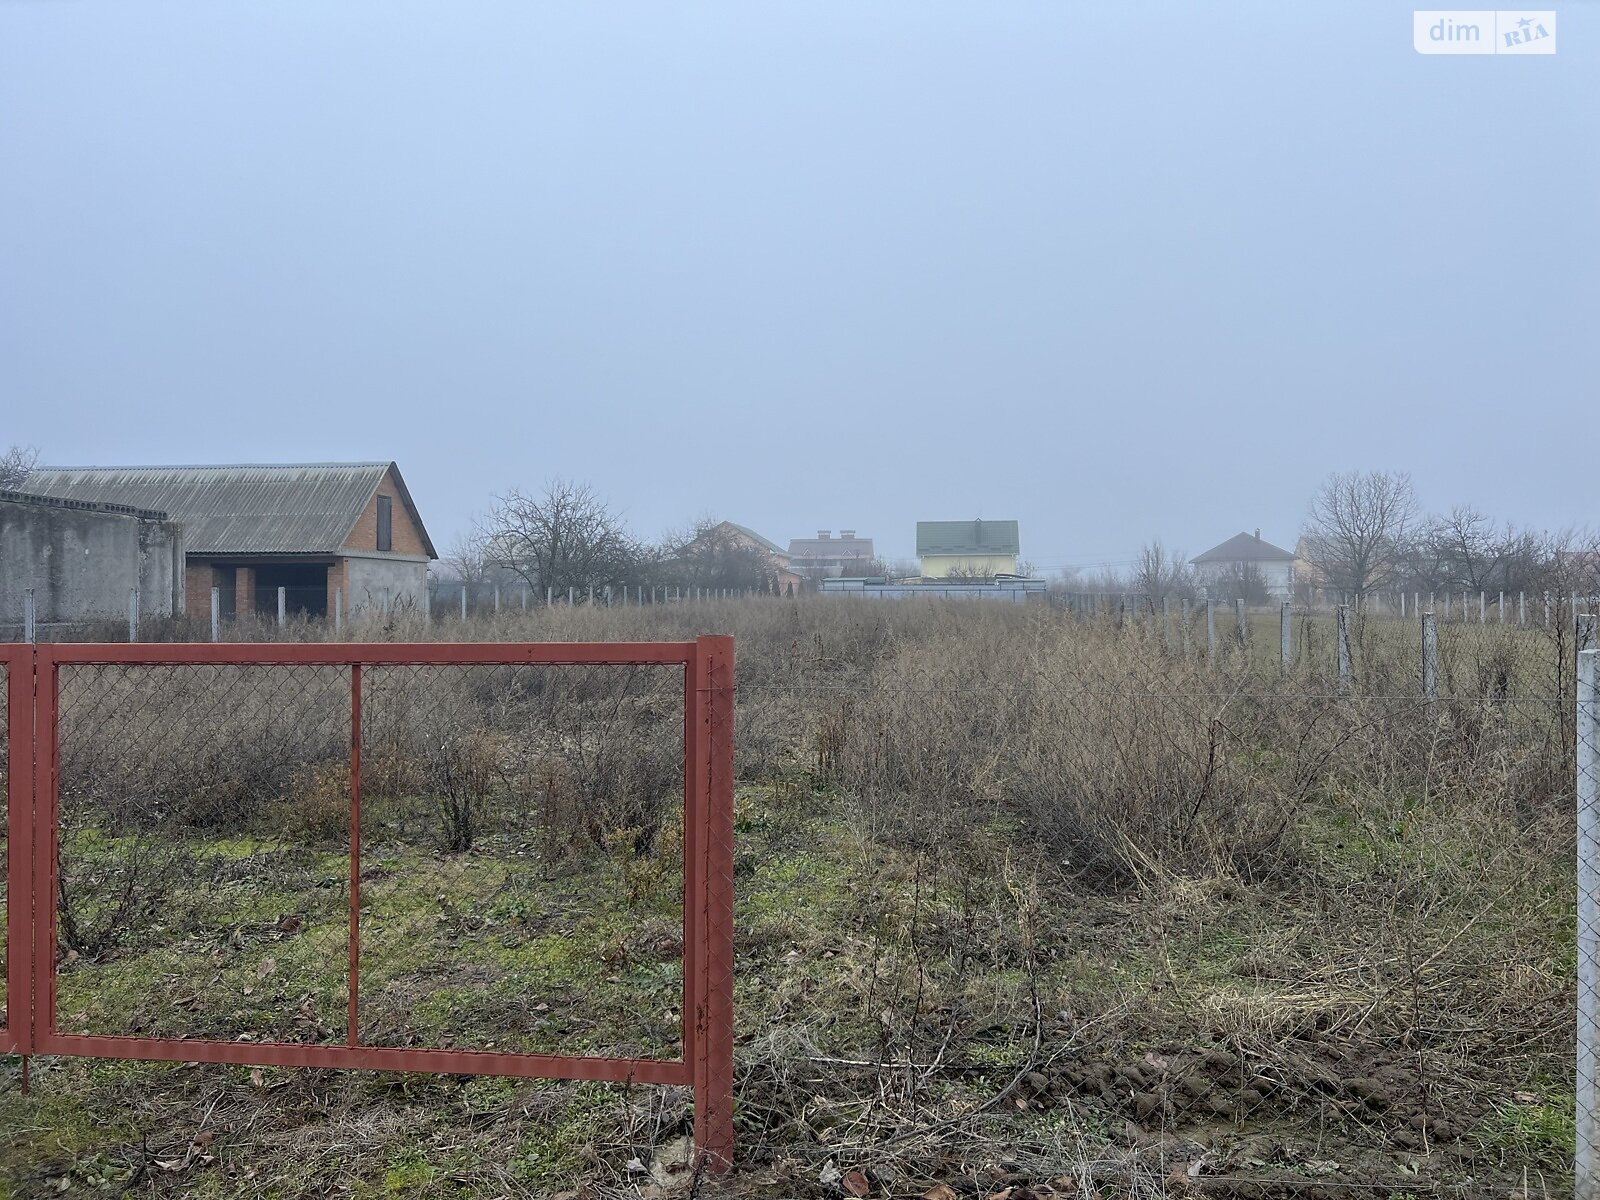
[916,519,1020,579]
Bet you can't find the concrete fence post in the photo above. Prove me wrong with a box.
[1480,591,1486,624]
[588,585,595,606]
[422,586,430,620]
[1400,591,1406,618]
[210,586,221,643]
[382,588,391,617]
[1336,603,1352,694]
[1520,591,1527,627]
[521,587,528,610]
[547,586,554,607]
[1422,611,1438,705]
[1576,646,1599,1200]
[23,588,35,644]
[129,587,140,642]
[1181,597,1192,655]
[1205,599,1217,665]
[461,588,468,619]
[1499,591,1506,623]
[276,586,286,627]
[1235,598,1247,648]
[1581,614,1598,659]
[1161,595,1172,650]
[606,585,612,607]
[568,587,574,605]
[335,588,343,636]
[494,585,501,613]
[1548,592,1554,629]
[1280,600,1292,672]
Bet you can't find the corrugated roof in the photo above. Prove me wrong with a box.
[21,462,436,557]
[916,520,1020,557]
[1192,532,1295,564]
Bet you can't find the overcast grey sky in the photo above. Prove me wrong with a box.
[1,1,1594,570]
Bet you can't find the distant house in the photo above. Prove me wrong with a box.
[1191,530,1295,598]
[787,529,875,579]
[916,519,1020,579]
[22,462,436,618]
[674,521,804,592]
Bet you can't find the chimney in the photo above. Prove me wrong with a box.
[817,530,830,539]
[840,529,856,539]
[1254,528,1261,540]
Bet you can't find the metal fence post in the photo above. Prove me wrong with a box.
[23,588,35,643]
[1336,603,1352,694]
[1577,646,1599,1200]
[1205,599,1216,664]
[1422,610,1438,705]
[1280,600,1292,672]
[128,587,140,642]
[692,635,736,1172]
[210,586,220,642]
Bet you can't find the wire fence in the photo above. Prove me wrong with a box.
[2,640,737,1172]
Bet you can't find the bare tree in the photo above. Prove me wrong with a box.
[1208,561,1271,606]
[1131,540,1197,600]
[1302,470,1419,598]
[0,443,40,490]
[658,519,781,592]
[481,479,641,593]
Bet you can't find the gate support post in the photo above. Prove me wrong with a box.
[692,635,736,1172]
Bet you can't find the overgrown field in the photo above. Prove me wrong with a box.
[0,599,1585,1198]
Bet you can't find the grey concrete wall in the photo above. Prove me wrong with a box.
[345,554,428,613]
[1,495,183,625]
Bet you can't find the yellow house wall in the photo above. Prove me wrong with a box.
[920,553,1018,578]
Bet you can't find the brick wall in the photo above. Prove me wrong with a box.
[184,560,213,619]
[343,468,430,557]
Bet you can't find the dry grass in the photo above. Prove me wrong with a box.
[0,596,1584,1197]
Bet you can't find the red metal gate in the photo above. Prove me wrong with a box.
[0,637,736,1171]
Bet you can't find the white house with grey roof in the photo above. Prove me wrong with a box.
[1190,530,1296,599]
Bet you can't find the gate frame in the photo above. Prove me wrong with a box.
[3,637,736,1171]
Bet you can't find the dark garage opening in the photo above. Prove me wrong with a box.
[253,563,329,617]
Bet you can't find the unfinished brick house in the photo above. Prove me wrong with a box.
[21,462,436,619]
